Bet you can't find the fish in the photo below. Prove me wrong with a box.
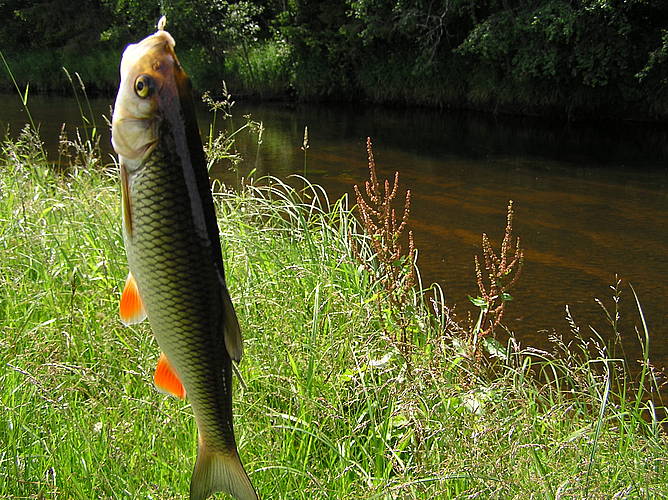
[111,16,258,500]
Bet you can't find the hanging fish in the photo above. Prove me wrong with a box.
[111,16,258,500]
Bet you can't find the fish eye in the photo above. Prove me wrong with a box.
[134,74,154,98]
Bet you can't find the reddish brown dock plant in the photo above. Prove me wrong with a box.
[471,200,524,348]
[352,138,416,351]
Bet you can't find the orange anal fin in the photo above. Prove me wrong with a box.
[154,352,186,400]
[119,272,147,325]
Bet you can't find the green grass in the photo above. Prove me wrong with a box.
[1,126,667,499]
[0,48,120,95]
[219,41,293,99]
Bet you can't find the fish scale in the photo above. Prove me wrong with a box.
[126,141,237,453]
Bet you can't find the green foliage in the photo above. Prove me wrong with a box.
[456,0,639,88]
[348,0,475,64]
[638,25,668,114]
[0,0,111,50]
[223,39,293,98]
[1,125,668,497]
[267,0,668,116]
[0,48,119,95]
[4,0,668,116]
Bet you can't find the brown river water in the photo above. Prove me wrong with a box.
[2,93,667,374]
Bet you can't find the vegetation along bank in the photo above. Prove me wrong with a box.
[1,108,667,495]
[3,0,668,120]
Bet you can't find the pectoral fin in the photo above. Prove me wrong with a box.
[154,352,186,399]
[222,288,243,362]
[119,272,147,325]
[120,162,133,238]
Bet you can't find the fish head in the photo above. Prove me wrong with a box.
[111,25,195,168]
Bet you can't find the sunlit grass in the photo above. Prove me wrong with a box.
[220,41,292,99]
[1,127,667,498]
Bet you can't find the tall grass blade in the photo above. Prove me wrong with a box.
[0,50,45,160]
[63,67,91,143]
[585,357,612,496]
[631,284,650,414]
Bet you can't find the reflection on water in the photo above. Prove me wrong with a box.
[2,94,667,368]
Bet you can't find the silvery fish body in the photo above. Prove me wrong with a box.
[111,19,257,500]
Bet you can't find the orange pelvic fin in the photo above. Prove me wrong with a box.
[154,352,186,399]
[119,272,147,325]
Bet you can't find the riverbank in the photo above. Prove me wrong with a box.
[3,37,668,123]
[1,124,667,497]
[0,44,291,101]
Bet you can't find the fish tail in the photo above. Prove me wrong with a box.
[190,436,258,500]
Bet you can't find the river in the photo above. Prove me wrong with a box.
[2,93,667,372]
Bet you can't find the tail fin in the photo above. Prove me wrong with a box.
[190,437,258,500]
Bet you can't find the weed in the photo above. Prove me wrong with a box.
[352,138,417,352]
[470,200,524,353]
[201,82,264,174]
[0,50,46,161]
[62,68,99,146]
